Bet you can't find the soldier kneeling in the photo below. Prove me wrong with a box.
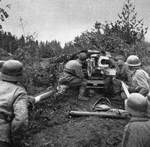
[58,52,88,101]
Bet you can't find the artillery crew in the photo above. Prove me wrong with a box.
[0,54,150,147]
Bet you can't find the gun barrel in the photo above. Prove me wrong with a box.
[34,90,54,103]
[69,110,129,119]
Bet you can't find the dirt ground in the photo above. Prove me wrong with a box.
[21,88,128,147]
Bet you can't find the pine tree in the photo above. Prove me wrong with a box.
[115,0,148,44]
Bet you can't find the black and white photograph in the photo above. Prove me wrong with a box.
[0,0,150,146]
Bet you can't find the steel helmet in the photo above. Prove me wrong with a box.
[126,55,141,67]
[1,60,23,82]
[125,93,147,117]
[78,52,87,61]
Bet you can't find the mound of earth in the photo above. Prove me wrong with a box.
[20,89,128,147]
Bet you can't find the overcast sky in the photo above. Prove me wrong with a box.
[1,0,150,46]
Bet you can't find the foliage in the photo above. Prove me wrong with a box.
[109,0,148,44]
[63,26,130,57]
[0,31,24,53]
[39,40,62,58]
[63,0,148,58]
[0,47,13,60]
[0,1,9,29]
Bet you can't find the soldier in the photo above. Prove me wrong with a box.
[0,60,30,147]
[126,55,150,96]
[122,93,150,147]
[115,55,131,85]
[58,52,88,100]
[103,55,126,108]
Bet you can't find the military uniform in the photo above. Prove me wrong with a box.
[116,61,131,85]
[126,55,150,97]
[0,60,29,147]
[0,81,28,145]
[122,93,149,147]
[129,69,150,96]
[59,59,84,87]
[122,117,150,147]
[58,52,88,100]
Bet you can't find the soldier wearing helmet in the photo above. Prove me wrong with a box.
[122,93,150,147]
[0,60,30,147]
[126,55,150,96]
[58,52,88,100]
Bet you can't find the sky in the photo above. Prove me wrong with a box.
[1,0,150,47]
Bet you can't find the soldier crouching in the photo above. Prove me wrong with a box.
[58,52,89,101]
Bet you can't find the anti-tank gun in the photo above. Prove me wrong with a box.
[84,50,116,89]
